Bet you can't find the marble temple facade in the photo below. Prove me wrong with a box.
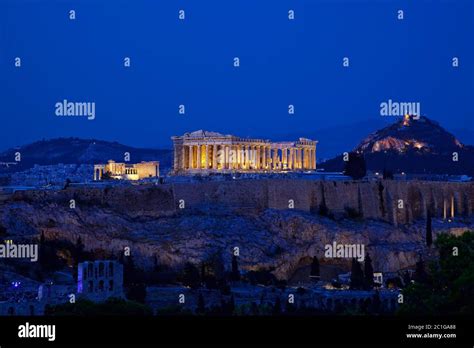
[171,130,317,174]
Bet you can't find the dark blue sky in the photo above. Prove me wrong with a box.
[1,0,473,153]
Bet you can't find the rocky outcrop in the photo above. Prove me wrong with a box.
[2,180,473,280]
[11,179,474,224]
[320,116,474,175]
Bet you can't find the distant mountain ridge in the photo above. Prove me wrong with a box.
[0,138,172,172]
[320,116,474,176]
[2,116,473,177]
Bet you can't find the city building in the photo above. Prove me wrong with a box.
[171,130,317,174]
[77,260,124,301]
[93,160,159,181]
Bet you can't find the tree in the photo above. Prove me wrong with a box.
[344,152,367,180]
[38,231,58,272]
[364,253,374,290]
[426,210,433,247]
[402,270,412,287]
[231,255,240,282]
[209,252,225,283]
[398,231,474,315]
[196,293,206,314]
[273,297,282,315]
[122,254,138,285]
[371,290,382,314]
[350,258,364,290]
[182,262,201,289]
[414,255,429,284]
[74,236,85,265]
[309,256,320,280]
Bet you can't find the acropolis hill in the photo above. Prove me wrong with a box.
[2,179,473,281]
[9,179,474,225]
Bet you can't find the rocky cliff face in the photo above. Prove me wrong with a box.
[1,179,473,280]
[11,179,473,224]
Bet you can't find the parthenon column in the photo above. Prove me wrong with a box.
[297,148,302,169]
[300,148,304,169]
[204,145,209,169]
[229,145,234,169]
[250,145,253,169]
[236,145,241,169]
[253,145,258,169]
[222,146,227,169]
[312,147,316,169]
[252,145,257,169]
[302,148,306,169]
[268,147,272,168]
[293,148,297,169]
[196,144,201,169]
[181,146,185,169]
[213,144,217,169]
[282,148,287,169]
[245,145,250,168]
[250,145,254,169]
[273,148,280,169]
[272,148,277,169]
[288,148,293,170]
[305,148,309,169]
[247,145,252,169]
[256,146,261,169]
[262,146,267,169]
[308,148,312,169]
[294,148,298,169]
[257,145,261,169]
[188,145,193,169]
[233,145,238,169]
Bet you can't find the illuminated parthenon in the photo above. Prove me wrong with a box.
[171,130,317,174]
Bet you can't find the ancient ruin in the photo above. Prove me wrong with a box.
[77,260,124,301]
[171,130,317,174]
[93,160,159,181]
